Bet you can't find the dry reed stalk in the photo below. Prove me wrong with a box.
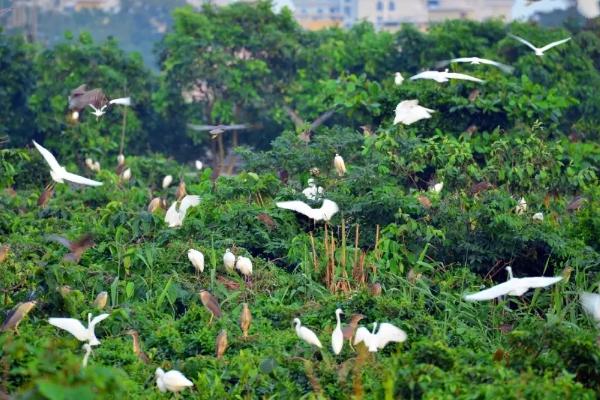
[309,231,319,272]
[374,224,380,260]
[303,359,324,397]
[324,224,331,289]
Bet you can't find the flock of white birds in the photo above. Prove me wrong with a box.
[4,31,598,395]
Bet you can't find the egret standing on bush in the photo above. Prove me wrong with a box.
[293,318,322,349]
[331,308,344,355]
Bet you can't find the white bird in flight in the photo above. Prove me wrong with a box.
[165,195,200,228]
[580,292,600,326]
[509,34,571,56]
[394,72,404,85]
[88,97,131,119]
[32,140,103,187]
[302,178,324,201]
[410,69,484,83]
[354,322,407,352]
[464,266,562,301]
[155,368,194,393]
[276,199,339,222]
[48,313,110,346]
[394,100,435,125]
[331,308,344,355]
[293,318,322,348]
[438,57,513,73]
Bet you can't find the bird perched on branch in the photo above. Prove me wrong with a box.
[293,318,322,349]
[216,330,228,359]
[46,233,95,263]
[332,308,344,355]
[334,154,346,176]
[223,248,236,272]
[93,291,108,310]
[1,301,37,335]
[240,303,252,339]
[199,290,221,323]
[342,313,365,349]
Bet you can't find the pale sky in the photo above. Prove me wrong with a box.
[512,0,570,19]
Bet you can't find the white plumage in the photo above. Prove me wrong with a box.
[195,160,203,170]
[121,168,132,181]
[155,368,194,393]
[302,178,324,201]
[393,100,435,125]
[354,322,407,352]
[394,72,404,85]
[109,97,131,106]
[532,212,544,222]
[276,199,339,222]
[48,313,109,346]
[223,248,236,272]
[188,249,204,274]
[164,195,200,228]
[580,292,600,326]
[33,140,103,187]
[441,57,513,73]
[162,175,173,189]
[331,308,344,355]
[334,154,346,176]
[235,256,253,278]
[293,318,322,348]
[464,266,562,301]
[429,182,444,193]
[409,69,484,83]
[515,197,527,215]
[117,153,125,166]
[509,34,571,56]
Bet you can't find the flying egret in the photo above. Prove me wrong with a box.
[32,141,103,186]
[331,309,344,355]
[235,256,253,282]
[188,249,205,275]
[533,212,544,222]
[93,291,108,309]
[89,104,107,119]
[438,57,513,73]
[354,322,407,352]
[162,175,173,189]
[82,343,92,367]
[464,266,562,301]
[394,72,404,85]
[410,69,484,83]
[393,100,435,125]
[126,329,150,364]
[580,292,600,326]
[199,290,221,323]
[276,199,339,222]
[515,197,527,215]
[342,314,365,349]
[48,313,110,346]
[293,318,322,348]
[0,301,37,334]
[334,154,346,176]
[155,368,194,393]
[164,195,201,228]
[223,248,236,272]
[509,34,571,56]
[216,329,228,359]
[46,233,94,263]
[240,303,252,339]
[302,178,324,201]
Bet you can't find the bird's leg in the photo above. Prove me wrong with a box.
[348,340,355,352]
[209,314,214,325]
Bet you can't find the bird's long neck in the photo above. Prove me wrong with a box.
[335,312,341,328]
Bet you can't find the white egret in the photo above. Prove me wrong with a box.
[88,97,131,119]
[410,69,484,83]
[121,168,132,181]
[85,158,94,170]
[276,199,339,222]
[188,249,205,275]
[48,313,110,346]
[509,34,571,56]
[464,266,562,301]
[235,256,253,281]
[331,308,344,355]
[32,140,103,186]
[117,153,125,166]
[164,195,201,228]
[155,368,194,393]
[515,197,527,215]
[580,292,600,326]
[429,182,444,193]
[195,160,203,170]
[393,100,435,125]
[293,318,322,348]
[354,322,407,352]
[88,104,106,119]
[92,161,100,172]
[334,154,346,176]
[223,248,236,272]
[162,175,173,189]
[394,72,404,85]
[532,212,544,222]
[302,178,324,201]
[439,57,513,73]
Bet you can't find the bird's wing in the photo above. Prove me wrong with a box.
[509,34,539,52]
[300,326,322,347]
[403,107,433,125]
[179,195,201,215]
[61,171,103,186]
[483,59,514,73]
[48,318,89,341]
[409,71,430,80]
[32,140,62,172]
[310,109,335,131]
[354,326,371,345]
[519,276,562,288]
[539,37,571,52]
[108,97,131,106]
[580,292,600,320]
[165,202,180,227]
[283,105,305,128]
[444,72,484,83]
[464,280,516,301]
[45,234,72,249]
[165,371,194,387]
[450,57,473,63]
[375,322,407,348]
[276,201,317,219]
[320,200,339,221]
[90,313,110,328]
[88,104,100,113]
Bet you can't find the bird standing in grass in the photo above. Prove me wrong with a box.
[126,329,151,364]
[155,368,194,393]
[0,301,37,334]
[199,290,222,324]
[342,313,365,349]
[293,318,322,348]
[240,303,252,339]
[235,256,253,283]
[334,154,346,176]
[223,249,236,272]
[216,330,228,359]
[188,249,205,276]
[331,308,344,355]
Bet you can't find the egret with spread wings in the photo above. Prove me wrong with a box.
[33,140,103,187]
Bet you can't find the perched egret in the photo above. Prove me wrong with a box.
[437,57,513,73]
[32,140,103,186]
[580,292,600,326]
[409,69,484,83]
[331,308,344,355]
[93,291,108,309]
[533,212,544,222]
[199,290,222,323]
[175,180,187,201]
[334,154,346,176]
[126,329,151,364]
[195,160,203,170]
[429,182,443,193]
[240,303,252,339]
[354,322,407,352]
[276,199,339,222]
[216,329,228,359]
[223,248,236,272]
[464,266,562,301]
[235,256,253,282]
[121,168,132,181]
[509,34,571,56]
[48,313,110,346]
[188,249,205,275]
[0,301,36,334]
[394,72,404,85]
[46,233,95,263]
[85,158,94,170]
[162,175,173,189]
[117,154,125,166]
[393,100,435,125]
[515,197,527,215]
[92,161,100,172]
[293,318,322,349]
[155,368,194,393]
[302,178,324,201]
[164,195,201,228]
